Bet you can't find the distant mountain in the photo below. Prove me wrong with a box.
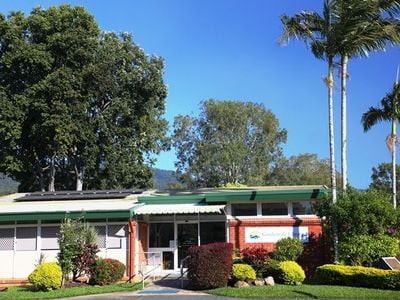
[0,169,179,194]
[153,168,180,190]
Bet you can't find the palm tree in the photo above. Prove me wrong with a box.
[362,80,400,209]
[280,0,339,261]
[334,0,400,191]
[280,0,338,203]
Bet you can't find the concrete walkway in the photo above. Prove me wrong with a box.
[63,277,238,300]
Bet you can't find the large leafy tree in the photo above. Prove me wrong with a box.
[172,100,287,188]
[369,163,400,196]
[362,82,400,208]
[267,153,341,186]
[334,0,400,191]
[0,6,168,191]
[280,0,338,203]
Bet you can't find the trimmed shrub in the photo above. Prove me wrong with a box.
[279,261,305,285]
[28,262,62,291]
[339,234,399,267]
[263,260,305,285]
[188,242,233,290]
[315,264,400,290]
[90,258,125,285]
[232,264,256,281]
[241,247,270,276]
[273,237,304,261]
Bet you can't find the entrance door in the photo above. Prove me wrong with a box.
[177,223,198,267]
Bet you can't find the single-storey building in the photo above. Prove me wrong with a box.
[0,185,329,283]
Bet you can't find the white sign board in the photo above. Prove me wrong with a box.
[245,226,309,243]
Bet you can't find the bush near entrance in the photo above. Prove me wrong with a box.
[28,262,62,291]
[232,264,256,281]
[187,242,233,290]
[90,258,125,286]
[315,264,400,290]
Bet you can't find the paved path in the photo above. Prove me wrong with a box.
[62,278,239,300]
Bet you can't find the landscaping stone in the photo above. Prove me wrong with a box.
[234,280,250,288]
[265,276,275,286]
[254,278,265,286]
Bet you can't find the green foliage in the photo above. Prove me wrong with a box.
[28,262,62,291]
[314,188,396,238]
[90,258,125,285]
[278,261,305,285]
[273,238,304,262]
[232,264,256,281]
[339,234,399,267]
[369,163,400,197]
[57,219,99,284]
[267,153,342,186]
[172,100,287,188]
[315,264,400,290]
[0,5,168,191]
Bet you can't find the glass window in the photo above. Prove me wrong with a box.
[231,204,257,216]
[95,226,106,248]
[107,225,127,249]
[262,203,288,216]
[16,227,37,251]
[41,226,60,250]
[149,223,174,248]
[293,201,314,215]
[0,228,14,251]
[200,222,226,245]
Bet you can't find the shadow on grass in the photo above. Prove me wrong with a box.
[293,290,319,299]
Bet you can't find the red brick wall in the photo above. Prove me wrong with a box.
[228,217,327,274]
[138,222,149,265]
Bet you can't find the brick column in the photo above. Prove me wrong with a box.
[127,218,137,281]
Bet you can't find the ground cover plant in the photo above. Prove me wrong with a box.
[207,284,400,299]
[0,282,142,300]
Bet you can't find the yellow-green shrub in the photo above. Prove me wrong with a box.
[315,264,400,290]
[232,263,256,281]
[28,262,62,291]
[278,261,305,285]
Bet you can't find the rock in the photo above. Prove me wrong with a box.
[234,280,250,288]
[75,275,89,283]
[265,276,275,286]
[254,278,265,286]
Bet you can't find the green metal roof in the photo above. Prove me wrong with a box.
[138,186,328,204]
[0,210,131,222]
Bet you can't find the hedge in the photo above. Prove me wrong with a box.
[187,242,233,290]
[315,264,400,290]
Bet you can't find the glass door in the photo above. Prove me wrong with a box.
[177,223,198,267]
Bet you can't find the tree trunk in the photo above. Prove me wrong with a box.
[76,168,84,191]
[392,120,397,209]
[328,56,339,263]
[48,154,56,192]
[341,54,348,191]
[328,56,337,203]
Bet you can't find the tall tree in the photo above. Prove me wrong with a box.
[0,6,168,191]
[362,82,400,208]
[267,153,342,186]
[334,0,400,191]
[280,0,340,262]
[369,163,400,197]
[172,100,287,188]
[280,0,338,203]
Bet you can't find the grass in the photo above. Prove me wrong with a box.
[207,284,400,299]
[0,282,142,300]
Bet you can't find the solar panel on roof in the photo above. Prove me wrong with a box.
[16,189,143,201]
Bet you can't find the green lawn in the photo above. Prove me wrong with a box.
[0,282,142,300]
[207,284,400,299]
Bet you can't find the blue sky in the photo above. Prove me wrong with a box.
[2,1,399,188]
